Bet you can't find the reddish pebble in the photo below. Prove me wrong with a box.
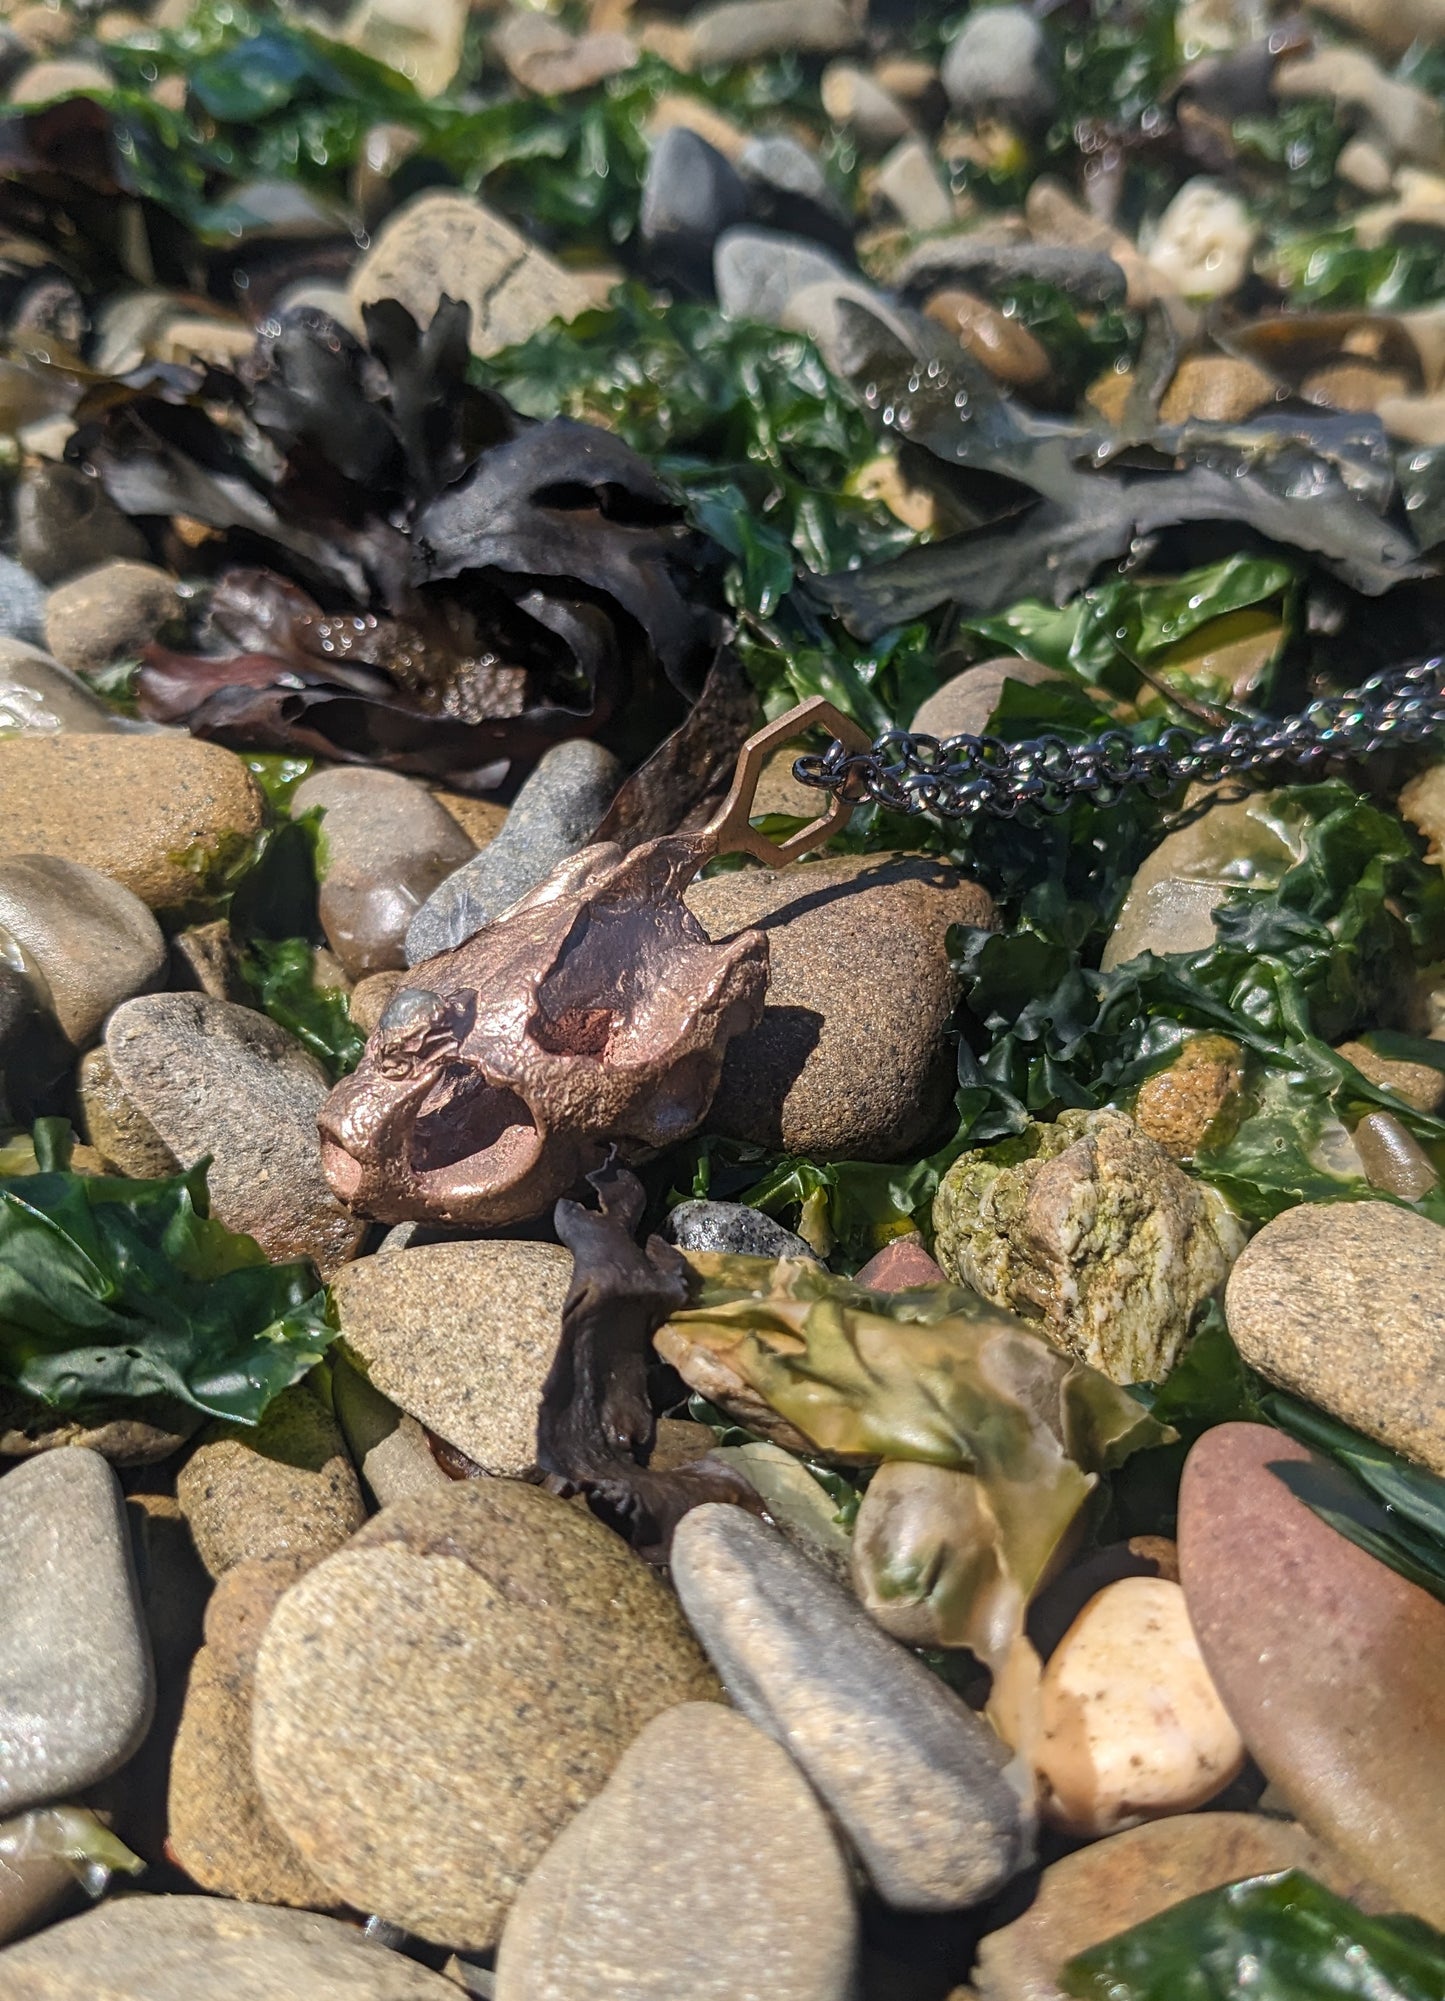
[1178,1421,1445,1924]
[855,1235,947,1290]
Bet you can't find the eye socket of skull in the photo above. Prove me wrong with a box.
[407,1066,544,1208]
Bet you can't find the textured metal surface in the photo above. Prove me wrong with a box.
[791,658,1445,819]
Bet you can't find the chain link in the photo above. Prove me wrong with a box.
[790,658,1445,821]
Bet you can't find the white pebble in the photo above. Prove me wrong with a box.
[1035,1576,1245,1836]
[1145,178,1256,301]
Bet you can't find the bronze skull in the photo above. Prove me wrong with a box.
[317,699,870,1228]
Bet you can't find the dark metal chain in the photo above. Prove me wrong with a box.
[790,658,1445,820]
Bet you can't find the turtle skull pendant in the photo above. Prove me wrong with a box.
[317,699,869,1227]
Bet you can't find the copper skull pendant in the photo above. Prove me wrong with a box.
[317,699,869,1228]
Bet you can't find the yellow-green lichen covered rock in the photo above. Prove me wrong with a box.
[932,1108,1244,1384]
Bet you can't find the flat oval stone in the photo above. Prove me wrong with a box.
[83,994,365,1275]
[0,638,124,735]
[0,1895,463,1999]
[495,1703,859,2001]
[685,854,995,1160]
[1226,1201,1445,1473]
[0,1449,154,1815]
[1178,1421,1445,1924]
[0,854,166,1047]
[670,1503,1030,1912]
[0,735,264,912]
[330,1240,571,1474]
[972,1811,1383,2001]
[292,768,475,981]
[252,1480,719,1949]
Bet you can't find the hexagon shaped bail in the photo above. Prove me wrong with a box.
[706,697,875,868]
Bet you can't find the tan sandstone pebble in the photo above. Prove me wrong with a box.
[1132,1034,1244,1158]
[1102,791,1295,969]
[167,1556,334,1908]
[1302,360,1413,412]
[686,853,996,1160]
[1158,353,1276,423]
[1225,1200,1445,1474]
[0,1391,200,1466]
[349,968,404,1035]
[1033,1576,1244,1836]
[1336,1039,1445,1114]
[972,1811,1385,2001]
[429,789,508,850]
[330,1241,570,1474]
[349,191,593,360]
[42,560,178,677]
[933,1109,1245,1384]
[80,993,366,1274]
[923,290,1052,389]
[495,1704,859,2001]
[1179,1422,1445,1924]
[0,1894,463,1999]
[252,1480,719,1949]
[175,1385,366,1581]
[0,734,265,912]
[910,657,1059,740]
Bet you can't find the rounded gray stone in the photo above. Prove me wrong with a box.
[496,1703,859,2001]
[0,1449,154,1815]
[911,657,1061,740]
[686,0,860,67]
[670,1504,1032,1911]
[640,127,748,289]
[331,1356,451,1507]
[0,555,48,646]
[666,1199,822,1263]
[292,767,475,979]
[405,738,621,963]
[329,1240,572,1474]
[87,993,366,1275]
[0,854,166,1047]
[940,5,1057,127]
[1226,1200,1445,1476]
[713,227,853,326]
[0,639,123,736]
[0,1895,463,1999]
[15,461,148,587]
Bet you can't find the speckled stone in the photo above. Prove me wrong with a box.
[665,1199,821,1263]
[0,1895,463,1999]
[0,1391,200,1466]
[0,854,166,1047]
[82,994,366,1275]
[0,1449,154,1814]
[670,1504,1030,1911]
[292,768,475,981]
[175,1386,366,1581]
[685,854,995,1160]
[0,735,264,911]
[1226,1201,1445,1474]
[1178,1422,1445,1925]
[973,1812,1383,2001]
[167,1557,334,1908]
[495,1703,859,2001]
[252,1480,720,1948]
[330,1241,570,1474]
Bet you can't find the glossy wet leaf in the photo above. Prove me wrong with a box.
[238,937,365,1082]
[1062,1869,1445,2000]
[0,1121,333,1424]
